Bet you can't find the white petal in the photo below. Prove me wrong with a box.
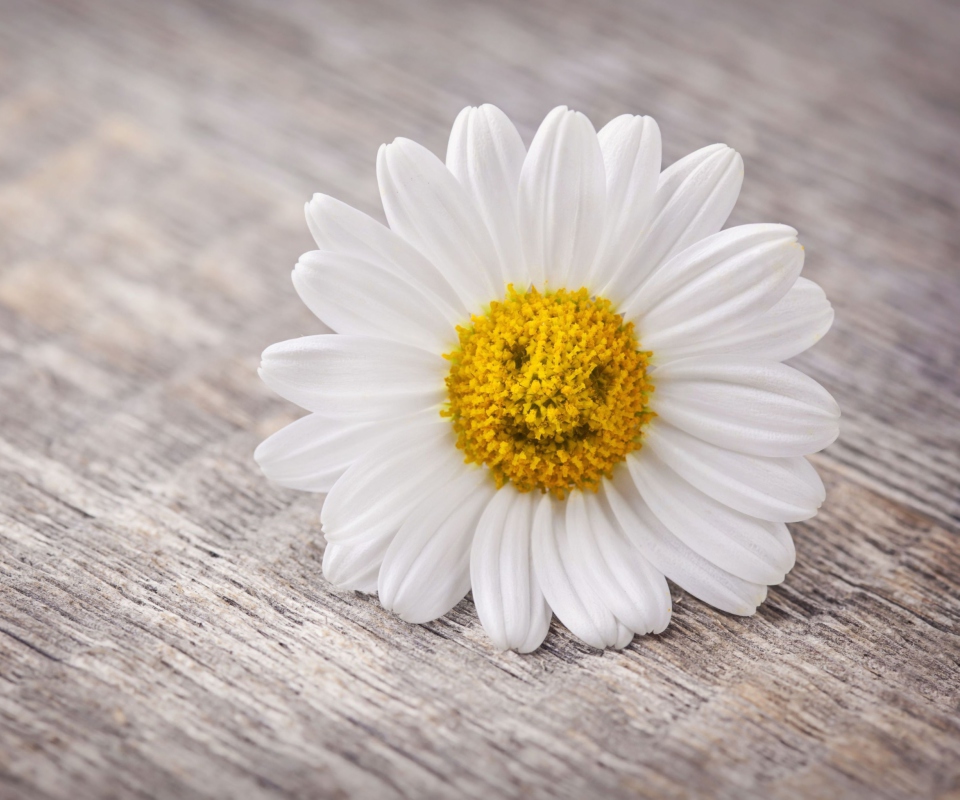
[644,419,825,522]
[581,491,672,638]
[322,533,393,593]
[470,488,551,653]
[601,144,743,304]
[518,107,606,289]
[518,599,553,653]
[378,137,501,311]
[531,493,619,649]
[589,114,661,291]
[259,335,446,420]
[378,469,495,624]
[624,224,804,359]
[254,412,421,493]
[447,105,527,287]
[628,450,794,584]
[320,419,465,544]
[602,473,768,615]
[293,251,456,353]
[650,356,840,457]
[305,194,466,322]
[664,277,835,362]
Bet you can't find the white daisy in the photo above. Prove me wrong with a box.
[256,105,839,652]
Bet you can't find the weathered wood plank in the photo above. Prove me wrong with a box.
[1,0,959,797]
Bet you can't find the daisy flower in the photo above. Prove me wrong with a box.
[256,105,839,652]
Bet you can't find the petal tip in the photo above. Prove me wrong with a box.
[252,438,270,468]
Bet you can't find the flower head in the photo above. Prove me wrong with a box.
[256,105,839,652]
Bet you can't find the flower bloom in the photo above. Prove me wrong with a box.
[256,105,839,652]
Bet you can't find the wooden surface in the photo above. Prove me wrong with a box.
[1,0,959,797]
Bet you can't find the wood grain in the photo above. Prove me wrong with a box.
[1,0,959,797]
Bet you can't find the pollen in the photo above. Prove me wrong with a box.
[442,285,654,498]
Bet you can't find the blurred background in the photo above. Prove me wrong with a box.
[1,1,959,798]
[1,0,958,510]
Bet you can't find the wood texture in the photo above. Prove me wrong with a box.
[1,0,959,797]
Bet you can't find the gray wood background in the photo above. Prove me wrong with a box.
[1,0,959,797]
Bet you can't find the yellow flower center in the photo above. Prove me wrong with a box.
[442,285,654,499]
